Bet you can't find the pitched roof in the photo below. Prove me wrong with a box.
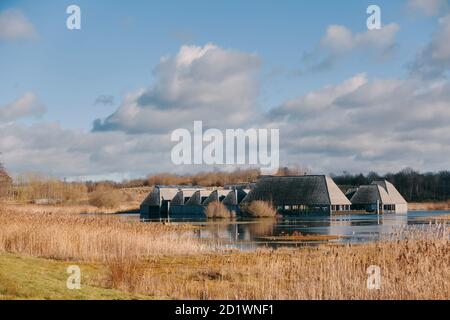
[350,185,382,204]
[221,189,249,205]
[203,189,233,206]
[242,175,351,206]
[141,186,250,207]
[140,187,179,206]
[171,189,201,205]
[325,176,352,205]
[185,190,212,205]
[350,180,407,205]
[372,180,407,204]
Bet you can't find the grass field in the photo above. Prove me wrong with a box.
[0,204,449,300]
[0,253,147,300]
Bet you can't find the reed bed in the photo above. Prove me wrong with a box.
[408,201,450,211]
[0,208,210,263]
[94,234,450,300]
[0,205,449,300]
[205,202,234,219]
[98,224,450,300]
[243,201,278,218]
[3,203,139,215]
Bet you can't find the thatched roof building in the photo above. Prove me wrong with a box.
[140,187,180,207]
[242,175,351,213]
[203,190,233,206]
[171,189,201,205]
[350,180,407,213]
[140,186,249,220]
[139,177,406,219]
[185,190,213,206]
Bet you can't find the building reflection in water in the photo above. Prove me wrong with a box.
[188,212,430,246]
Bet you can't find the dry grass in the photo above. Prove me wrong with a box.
[91,224,450,300]
[427,214,450,221]
[3,203,137,215]
[243,201,278,218]
[95,231,450,299]
[88,190,129,209]
[4,185,150,214]
[0,207,209,263]
[11,173,88,204]
[0,204,449,300]
[146,169,259,187]
[409,201,450,211]
[205,202,234,219]
[5,174,150,212]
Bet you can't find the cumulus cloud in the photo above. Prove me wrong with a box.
[3,31,450,179]
[0,92,45,123]
[270,73,367,120]
[410,14,450,78]
[0,120,262,179]
[407,0,448,16]
[0,9,38,41]
[301,23,399,73]
[321,23,399,54]
[266,74,450,174]
[0,121,175,178]
[93,44,261,134]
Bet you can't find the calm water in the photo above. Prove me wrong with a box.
[123,211,450,249]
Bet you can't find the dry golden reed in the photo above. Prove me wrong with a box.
[0,205,449,300]
[0,208,210,262]
[97,236,450,299]
[409,201,450,211]
[205,201,232,219]
[243,201,278,218]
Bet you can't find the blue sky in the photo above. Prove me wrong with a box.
[0,0,436,128]
[1,0,450,180]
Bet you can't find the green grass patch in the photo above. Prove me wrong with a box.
[0,253,148,300]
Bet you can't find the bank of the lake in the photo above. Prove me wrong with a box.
[0,205,449,300]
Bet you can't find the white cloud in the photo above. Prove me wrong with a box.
[302,23,399,73]
[321,23,399,54]
[267,73,450,174]
[0,9,38,41]
[3,33,450,179]
[407,0,448,16]
[411,14,450,77]
[0,93,45,123]
[0,122,175,178]
[1,44,263,179]
[270,74,367,119]
[93,44,261,134]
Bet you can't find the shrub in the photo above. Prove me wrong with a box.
[0,163,11,200]
[244,201,277,218]
[205,201,231,219]
[13,173,87,204]
[89,190,123,209]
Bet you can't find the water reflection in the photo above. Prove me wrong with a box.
[136,210,449,249]
[193,220,278,243]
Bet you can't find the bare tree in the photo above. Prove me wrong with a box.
[0,157,12,200]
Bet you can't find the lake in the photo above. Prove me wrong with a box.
[124,210,450,249]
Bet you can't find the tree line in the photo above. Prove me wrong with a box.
[1,159,449,203]
[332,168,450,202]
[0,161,12,199]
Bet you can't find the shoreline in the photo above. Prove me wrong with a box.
[408,201,450,211]
[1,204,449,299]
